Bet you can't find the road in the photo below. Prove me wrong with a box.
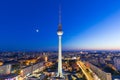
[76,61,94,80]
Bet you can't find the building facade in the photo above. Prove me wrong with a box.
[0,64,11,75]
[88,62,112,80]
[114,57,120,71]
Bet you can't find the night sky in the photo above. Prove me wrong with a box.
[0,0,120,51]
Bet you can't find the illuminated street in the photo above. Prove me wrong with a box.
[77,61,94,80]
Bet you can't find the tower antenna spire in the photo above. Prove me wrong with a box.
[59,4,61,24]
[58,4,62,32]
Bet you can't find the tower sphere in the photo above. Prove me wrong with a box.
[57,31,63,36]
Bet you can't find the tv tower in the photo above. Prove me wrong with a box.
[56,6,64,78]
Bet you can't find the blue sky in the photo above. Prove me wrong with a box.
[0,0,120,51]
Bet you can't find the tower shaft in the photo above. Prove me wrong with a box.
[57,35,63,77]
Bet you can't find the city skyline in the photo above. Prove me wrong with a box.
[0,0,120,51]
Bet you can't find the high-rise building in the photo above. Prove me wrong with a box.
[114,57,120,71]
[88,62,112,80]
[56,6,64,78]
[0,64,11,75]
